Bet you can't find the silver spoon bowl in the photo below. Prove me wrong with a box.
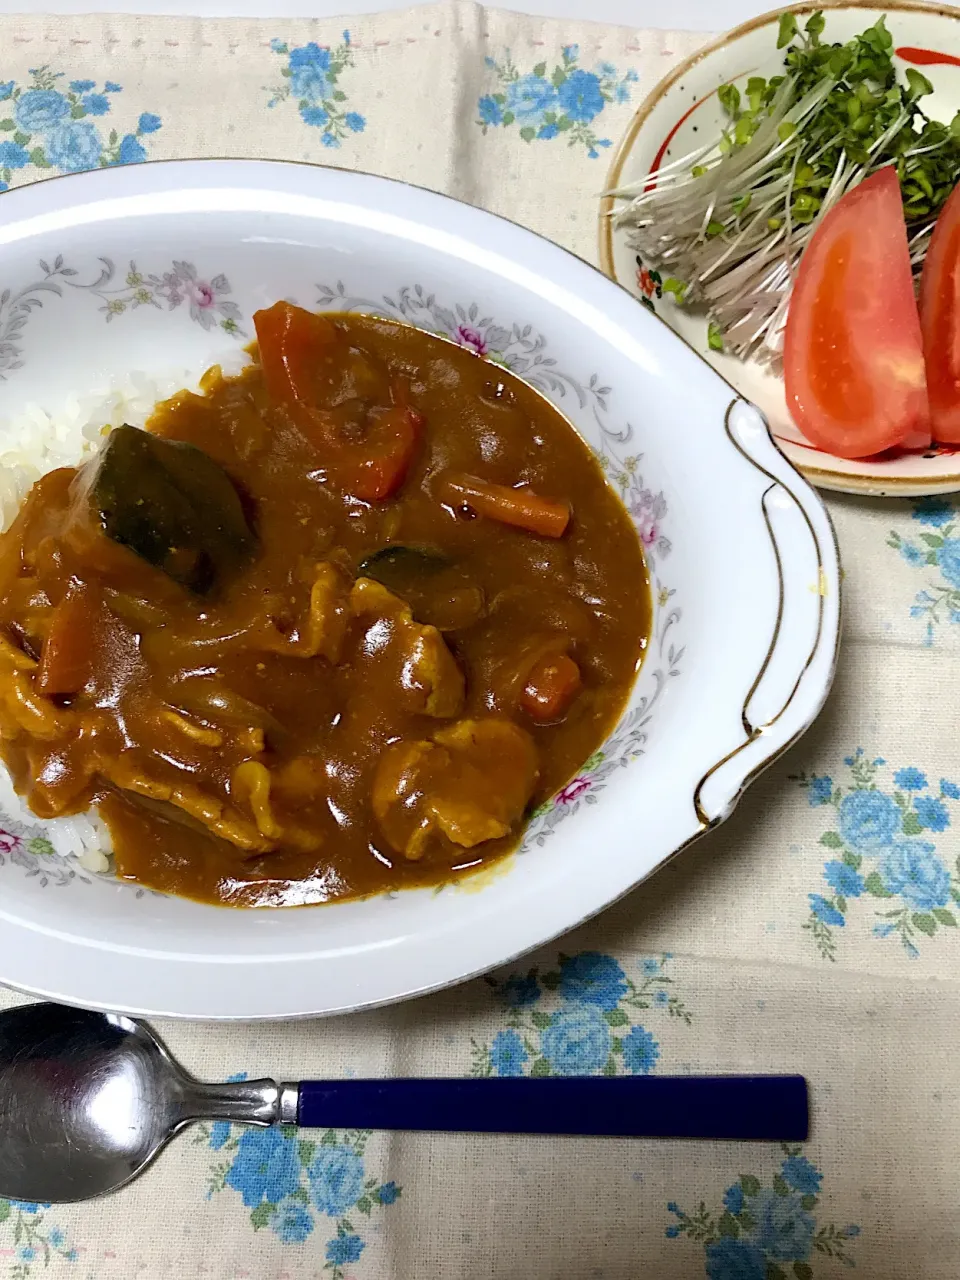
[0,1003,280,1202]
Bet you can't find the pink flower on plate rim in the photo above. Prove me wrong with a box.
[455,325,487,355]
[630,488,667,548]
[159,262,243,333]
[636,514,659,546]
[556,776,592,806]
[0,830,21,855]
[186,279,216,309]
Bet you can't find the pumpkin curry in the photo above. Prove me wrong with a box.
[0,306,650,906]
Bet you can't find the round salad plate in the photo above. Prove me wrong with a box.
[0,160,839,1018]
[599,0,960,498]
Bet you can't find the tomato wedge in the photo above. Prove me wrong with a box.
[784,167,930,459]
[920,181,960,443]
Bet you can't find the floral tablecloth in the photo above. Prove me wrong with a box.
[0,3,958,1277]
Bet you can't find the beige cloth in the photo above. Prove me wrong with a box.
[0,5,957,1276]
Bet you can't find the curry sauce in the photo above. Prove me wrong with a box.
[0,310,650,906]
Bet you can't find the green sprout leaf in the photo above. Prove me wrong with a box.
[614,7,960,366]
[905,67,933,100]
[777,12,798,48]
[805,10,825,41]
[718,83,741,118]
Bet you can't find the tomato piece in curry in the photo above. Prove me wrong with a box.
[0,307,651,907]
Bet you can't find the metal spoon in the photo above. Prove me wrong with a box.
[0,1002,808,1202]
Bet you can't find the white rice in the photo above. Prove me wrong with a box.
[0,350,252,874]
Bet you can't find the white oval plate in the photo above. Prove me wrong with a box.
[600,0,960,498]
[0,160,839,1018]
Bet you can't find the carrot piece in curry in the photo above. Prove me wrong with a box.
[520,652,582,724]
[437,471,571,538]
[35,581,102,697]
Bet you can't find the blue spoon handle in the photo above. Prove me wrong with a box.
[295,1075,808,1140]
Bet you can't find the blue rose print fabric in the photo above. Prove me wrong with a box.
[477,44,637,157]
[796,750,960,959]
[666,1148,860,1277]
[0,68,161,189]
[471,952,687,1078]
[888,498,960,644]
[266,34,366,148]
[0,5,959,1278]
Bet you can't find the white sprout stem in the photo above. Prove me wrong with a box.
[608,37,950,365]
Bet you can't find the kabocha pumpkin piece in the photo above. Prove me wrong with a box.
[87,425,257,595]
[357,545,485,631]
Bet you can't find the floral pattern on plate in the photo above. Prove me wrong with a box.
[888,496,960,645]
[634,253,664,313]
[477,44,637,158]
[0,823,88,890]
[0,256,242,379]
[266,34,365,148]
[470,951,690,1078]
[0,796,160,896]
[197,1090,399,1276]
[665,1146,860,1278]
[796,749,960,959]
[57,258,244,334]
[0,66,161,191]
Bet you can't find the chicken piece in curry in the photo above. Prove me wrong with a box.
[0,305,651,907]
